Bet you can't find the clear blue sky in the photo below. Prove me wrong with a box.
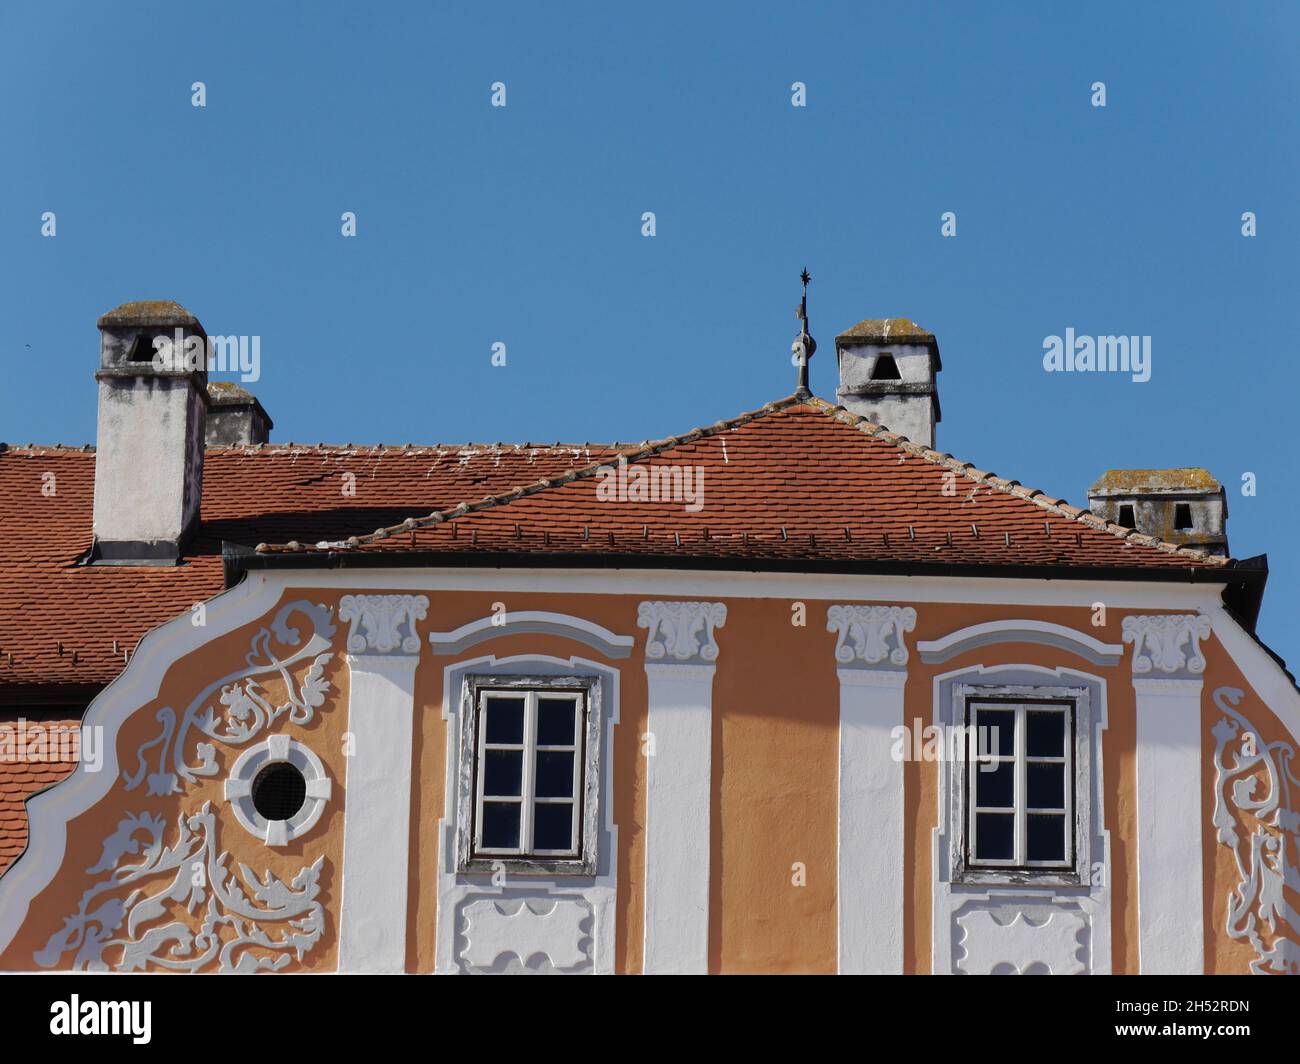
[2,2,1297,664]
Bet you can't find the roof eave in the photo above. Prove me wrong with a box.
[226,545,1263,624]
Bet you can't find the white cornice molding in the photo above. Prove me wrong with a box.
[827,605,916,669]
[1122,613,1211,678]
[637,601,727,664]
[917,619,1123,667]
[339,593,428,655]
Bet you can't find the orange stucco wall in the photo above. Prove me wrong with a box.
[2,581,1294,974]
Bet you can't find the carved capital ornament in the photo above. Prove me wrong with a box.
[339,594,429,655]
[827,605,917,668]
[637,601,727,664]
[1122,613,1211,676]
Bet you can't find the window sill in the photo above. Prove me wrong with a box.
[953,867,1086,889]
[458,857,597,878]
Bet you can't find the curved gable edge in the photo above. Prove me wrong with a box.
[0,571,285,959]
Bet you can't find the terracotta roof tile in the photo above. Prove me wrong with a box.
[257,397,1231,574]
[0,718,80,877]
[0,442,623,691]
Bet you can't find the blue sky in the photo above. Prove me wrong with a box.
[2,2,1298,662]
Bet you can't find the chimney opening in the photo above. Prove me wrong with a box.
[1118,504,1136,529]
[126,334,157,363]
[871,353,902,381]
[1174,503,1194,531]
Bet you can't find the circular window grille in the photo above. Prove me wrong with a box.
[252,761,308,822]
[224,735,330,846]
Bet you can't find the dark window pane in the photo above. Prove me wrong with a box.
[1027,814,1066,862]
[975,760,1014,808]
[533,802,575,851]
[483,749,523,797]
[975,813,1014,860]
[1027,762,1065,810]
[537,698,578,745]
[975,709,1014,756]
[484,696,525,744]
[251,761,306,822]
[481,802,521,848]
[1026,710,1065,757]
[535,750,575,798]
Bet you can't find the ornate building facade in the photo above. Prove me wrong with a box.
[0,300,1293,974]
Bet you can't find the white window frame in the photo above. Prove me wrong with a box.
[456,674,601,876]
[951,683,1093,887]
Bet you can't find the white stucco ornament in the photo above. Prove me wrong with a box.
[340,593,429,654]
[34,802,326,973]
[1210,685,1300,975]
[637,601,727,663]
[827,604,917,667]
[1122,613,1211,675]
[955,906,1089,975]
[459,898,591,971]
[224,733,332,847]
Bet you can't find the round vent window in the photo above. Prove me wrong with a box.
[251,761,307,822]
[225,736,330,846]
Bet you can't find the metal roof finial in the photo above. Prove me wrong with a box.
[793,268,816,398]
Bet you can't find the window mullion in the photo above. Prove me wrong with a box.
[520,691,537,853]
[965,701,977,863]
[1015,704,1027,865]
[1065,705,1075,863]
[473,694,487,851]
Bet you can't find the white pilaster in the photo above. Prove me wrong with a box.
[337,593,427,974]
[829,604,914,974]
[1124,613,1208,974]
[638,601,726,975]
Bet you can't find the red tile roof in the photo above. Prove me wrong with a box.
[0,396,1231,691]
[0,442,621,692]
[0,718,79,876]
[255,397,1232,573]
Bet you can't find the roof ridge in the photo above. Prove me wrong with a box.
[801,396,1230,567]
[257,395,808,552]
[216,441,634,453]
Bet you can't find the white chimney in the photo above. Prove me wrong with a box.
[91,301,208,564]
[835,318,942,448]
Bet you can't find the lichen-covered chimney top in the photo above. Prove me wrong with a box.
[1088,468,1229,556]
[96,300,201,328]
[206,382,273,446]
[834,317,942,447]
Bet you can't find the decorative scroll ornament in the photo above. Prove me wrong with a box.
[34,802,325,973]
[637,601,727,663]
[1122,613,1211,675]
[339,594,428,655]
[459,898,592,971]
[954,906,1089,975]
[123,601,336,797]
[1211,686,1300,975]
[827,605,917,667]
